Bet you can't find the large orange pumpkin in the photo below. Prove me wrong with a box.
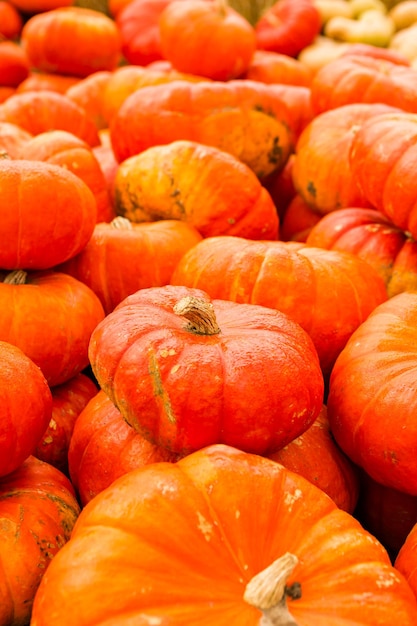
[171,236,388,376]
[0,456,80,626]
[327,291,417,495]
[88,284,324,455]
[30,444,417,624]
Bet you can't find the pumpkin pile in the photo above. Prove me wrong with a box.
[2,0,417,623]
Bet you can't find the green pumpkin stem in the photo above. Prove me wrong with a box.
[244,553,300,626]
[173,296,221,335]
[3,270,28,285]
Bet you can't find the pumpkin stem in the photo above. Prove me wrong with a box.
[226,0,277,26]
[244,553,300,626]
[173,296,221,335]
[3,270,28,285]
[111,216,133,230]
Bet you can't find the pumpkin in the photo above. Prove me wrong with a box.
[244,50,313,87]
[291,102,400,215]
[0,341,52,477]
[30,444,417,625]
[0,1,23,40]
[16,72,80,94]
[171,236,388,376]
[68,390,181,505]
[349,110,417,241]
[113,140,279,240]
[0,456,80,626]
[66,71,112,131]
[91,130,119,206]
[57,217,202,314]
[310,54,417,115]
[88,284,324,455]
[7,0,72,15]
[261,153,296,220]
[20,7,121,79]
[395,523,417,599]
[0,159,97,270]
[340,42,411,66]
[158,0,256,81]
[35,373,98,475]
[327,291,417,496]
[0,90,100,146]
[0,270,105,387]
[356,470,417,560]
[0,121,32,158]
[109,79,294,178]
[0,40,29,88]
[18,130,115,224]
[280,193,322,242]
[0,87,15,104]
[306,206,417,297]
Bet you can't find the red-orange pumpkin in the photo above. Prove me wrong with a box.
[171,236,388,376]
[0,159,97,269]
[89,284,324,455]
[0,456,80,626]
[0,40,29,88]
[16,71,80,94]
[0,1,23,40]
[0,121,32,158]
[35,373,98,475]
[327,291,417,495]
[244,50,313,87]
[57,217,202,314]
[66,71,112,131]
[0,269,105,387]
[396,523,417,599]
[0,341,52,477]
[30,444,417,624]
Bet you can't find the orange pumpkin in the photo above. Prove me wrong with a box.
[0,121,32,157]
[16,71,80,94]
[244,50,313,87]
[57,217,203,314]
[66,71,112,131]
[0,456,80,626]
[113,140,279,240]
[89,284,324,455]
[396,523,417,599]
[171,236,388,376]
[21,7,122,78]
[0,40,29,88]
[110,79,294,178]
[0,1,23,40]
[0,341,52,477]
[280,193,322,242]
[30,444,417,624]
[0,159,97,269]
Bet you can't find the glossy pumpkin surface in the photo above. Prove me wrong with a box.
[30,444,417,625]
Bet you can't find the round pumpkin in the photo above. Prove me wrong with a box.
[0,270,105,387]
[16,71,80,94]
[66,71,112,131]
[0,341,52,477]
[88,284,324,455]
[0,159,97,270]
[0,121,32,158]
[57,217,203,315]
[171,236,388,376]
[0,40,29,88]
[244,50,313,87]
[30,444,417,624]
[327,291,417,495]
[0,456,80,626]
[113,140,279,240]
[0,1,23,40]
[395,522,417,599]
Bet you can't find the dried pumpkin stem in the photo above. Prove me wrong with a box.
[3,270,28,285]
[111,216,133,230]
[227,0,277,26]
[244,553,300,626]
[173,296,221,335]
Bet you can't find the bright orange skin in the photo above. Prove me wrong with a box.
[349,111,417,242]
[396,522,417,599]
[20,130,115,224]
[89,284,324,455]
[114,140,279,240]
[31,445,417,625]
[0,456,80,626]
[109,79,294,178]
[159,0,256,81]
[0,121,32,157]
[0,159,97,270]
[68,390,181,505]
[0,341,52,477]
[21,7,121,78]
[0,90,100,146]
[58,218,202,315]
[17,71,80,94]
[327,292,417,496]
[35,373,98,475]
[244,50,313,87]
[280,193,321,242]
[311,55,417,116]
[0,1,23,40]
[171,236,388,376]
[0,270,105,387]
[0,40,29,88]
[66,71,112,131]
[306,207,417,297]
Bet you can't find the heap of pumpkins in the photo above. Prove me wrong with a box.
[2,0,417,623]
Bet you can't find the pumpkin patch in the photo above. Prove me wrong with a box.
[2,1,417,622]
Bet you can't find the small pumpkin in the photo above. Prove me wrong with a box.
[0,40,29,89]
[30,444,417,625]
[113,140,279,240]
[0,121,32,158]
[395,522,417,599]
[244,50,313,87]
[16,72,80,94]
[0,456,80,626]
[0,341,52,477]
[0,1,23,40]
[66,71,112,131]
[88,284,324,455]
